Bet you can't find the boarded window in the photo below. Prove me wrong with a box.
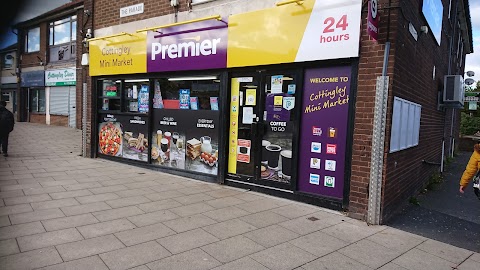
[390,97,421,153]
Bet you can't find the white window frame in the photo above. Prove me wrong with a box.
[389,97,421,153]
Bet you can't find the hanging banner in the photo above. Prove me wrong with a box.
[367,0,379,40]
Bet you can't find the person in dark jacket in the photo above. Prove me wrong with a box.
[0,100,14,157]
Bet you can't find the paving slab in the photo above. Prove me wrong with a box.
[201,235,265,263]
[100,241,171,270]
[0,238,20,257]
[114,222,176,246]
[17,227,84,252]
[249,242,317,270]
[56,234,125,261]
[77,218,136,238]
[42,213,99,231]
[0,246,63,270]
[392,248,458,270]
[9,208,65,224]
[127,210,179,227]
[37,256,109,270]
[147,248,221,270]
[302,252,373,270]
[157,228,219,254]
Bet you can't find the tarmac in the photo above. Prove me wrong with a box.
[0,122,478,270]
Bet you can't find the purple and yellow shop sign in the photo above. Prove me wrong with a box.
[227,0,362,67]
[147,20,228,72]
[89,33,147,76]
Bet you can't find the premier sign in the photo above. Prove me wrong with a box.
[147,21,227,72]
[151,38,222,60]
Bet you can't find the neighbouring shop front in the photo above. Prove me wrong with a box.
[45,68,77,127]
[20,69,45,123]
[89,0,361,209]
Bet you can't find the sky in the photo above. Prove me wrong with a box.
[464,1,480,85]
[0,0,478,84]
[0,0,71,49]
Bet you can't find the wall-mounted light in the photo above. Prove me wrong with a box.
[81,53,89,66]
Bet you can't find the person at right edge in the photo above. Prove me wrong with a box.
[0,100,15,157]
[459,141,480,199]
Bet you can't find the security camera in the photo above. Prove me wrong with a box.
[420,26,429,34]
[85,29,93,39]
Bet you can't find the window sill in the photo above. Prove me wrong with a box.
[192,0,217,6]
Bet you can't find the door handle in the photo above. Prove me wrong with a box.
[72,106,76,108]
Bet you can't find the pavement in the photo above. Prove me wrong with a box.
[0,123,478,270]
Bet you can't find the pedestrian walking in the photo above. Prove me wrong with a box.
[459,141,480,199]
[0,100,14,157]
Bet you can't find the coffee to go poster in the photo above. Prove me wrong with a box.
[298,66,351,199]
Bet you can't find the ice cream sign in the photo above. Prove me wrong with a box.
[147,20,227,72]
[45,68,76,86]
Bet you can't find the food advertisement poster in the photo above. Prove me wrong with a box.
[152,109,219,175]
[298,66,351,198]
[98,114,149,162]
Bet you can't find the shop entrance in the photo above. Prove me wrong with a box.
[227,70,300,191]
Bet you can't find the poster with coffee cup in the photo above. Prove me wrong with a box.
[260,120,294,183]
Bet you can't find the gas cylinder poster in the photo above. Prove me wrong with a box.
[298,66,351,198]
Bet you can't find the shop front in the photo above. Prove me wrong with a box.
[20,69,45,123]
[45,68,77,127]
[90,18,228,182]
[89,0,361,209]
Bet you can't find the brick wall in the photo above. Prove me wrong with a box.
[84,0,94,157]
[380,0,465,223]
[94,0,186,29]
[49,115,69,126]
[348,0,399,221]
[29,114,46,124]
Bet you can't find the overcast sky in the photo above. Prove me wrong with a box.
[0,0,71,49]
[464,1,480,84]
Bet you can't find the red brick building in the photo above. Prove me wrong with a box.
[69,0,473,223]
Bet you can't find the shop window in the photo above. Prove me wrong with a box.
[153,77,220,110]
[390,97,421,153]
[98,80,121,112]
[123,79,149,113]
[25,27,40,53]
[49,15,77,62]
[30,89,45,113]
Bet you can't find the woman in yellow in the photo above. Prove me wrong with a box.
[459,143,480,198]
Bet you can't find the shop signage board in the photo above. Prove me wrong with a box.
[89,33,147,76]
[227,0,362,67]
[367,0,379,40]
[298,66,351,198]
[21,70,45,87]
[45,68,76,86]
[147,20,228,72]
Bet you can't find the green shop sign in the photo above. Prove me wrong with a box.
[45,68,76,86]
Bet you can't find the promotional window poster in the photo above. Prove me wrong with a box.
[98,114,149,162]
[152,109,219,175]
